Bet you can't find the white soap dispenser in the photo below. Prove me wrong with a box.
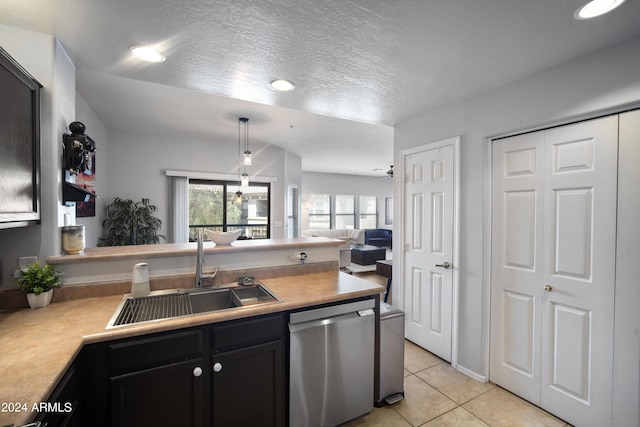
[131,262,150,297]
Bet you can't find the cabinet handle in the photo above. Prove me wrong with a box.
[544,284,553,292]
[193,366,203,377]
[213,362,223,373]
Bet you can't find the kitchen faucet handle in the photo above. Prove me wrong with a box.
[201,265,219,281]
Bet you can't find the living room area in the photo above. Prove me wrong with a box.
[301,171,394,299]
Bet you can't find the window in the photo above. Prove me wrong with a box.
[359,196,377,229]
[335,195,355,229]
[287,185,299,238]
[308,194,331,229]
[189,180,270,240]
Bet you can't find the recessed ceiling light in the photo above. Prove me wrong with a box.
[130,46,166,63]
[270,79,295,91]
[574,0,626,19]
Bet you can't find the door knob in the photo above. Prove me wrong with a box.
[544,284,553,292]
[213,362,223,373]
[435,261,451,269]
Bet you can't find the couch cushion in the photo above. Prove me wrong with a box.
[364,229,392,247]
[302,229,364,245]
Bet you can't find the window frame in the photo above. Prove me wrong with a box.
[307,194,332,229]
[358,195,377,229]
[335,194,356,229]
[188,179,271,240]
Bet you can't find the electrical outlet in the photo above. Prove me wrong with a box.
[18,256,38,269]
[291,252,308,263]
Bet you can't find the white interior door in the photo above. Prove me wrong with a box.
[539,118,617,426]
[490,116,618,427]
[403,140,456,362]
[490,131,544,403]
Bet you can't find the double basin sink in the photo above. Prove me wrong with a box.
[107,283,280,328]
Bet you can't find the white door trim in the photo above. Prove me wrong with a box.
[396,136,460,367]
[482,136,493,382]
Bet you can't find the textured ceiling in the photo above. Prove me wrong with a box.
[2,0,640,175]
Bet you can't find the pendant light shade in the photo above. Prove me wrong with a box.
[234,190,243,204]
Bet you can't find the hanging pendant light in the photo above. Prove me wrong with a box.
[234,190,243,204]
[238,117,251,191]
[239,117,251,166]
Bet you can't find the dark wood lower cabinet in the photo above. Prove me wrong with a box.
[110,358,204,427]
[212,341,283,426]
[35,364,81,427]
[74,313,285,426]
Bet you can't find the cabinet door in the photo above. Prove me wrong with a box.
[35,365,81,427]
[212,341,284,427]
[111,358,204,427]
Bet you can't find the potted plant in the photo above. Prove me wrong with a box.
[15,261,63,309]
[98,197,165,246]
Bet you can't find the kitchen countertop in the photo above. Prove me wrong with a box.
[46,237,342,264]
[0,270,383,426]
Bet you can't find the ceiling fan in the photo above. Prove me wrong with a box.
[371,165,394,180]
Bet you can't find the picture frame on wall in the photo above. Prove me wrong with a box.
[75,149,96,217]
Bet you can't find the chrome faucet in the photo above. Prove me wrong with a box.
[195,228,218,288]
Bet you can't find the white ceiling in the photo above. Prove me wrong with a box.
[3,0,640,176]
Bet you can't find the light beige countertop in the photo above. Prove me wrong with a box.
[0,270,383,426]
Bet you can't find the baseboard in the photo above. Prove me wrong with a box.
[455,363,488,383]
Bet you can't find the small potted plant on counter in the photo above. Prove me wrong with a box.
[15,261,63,309]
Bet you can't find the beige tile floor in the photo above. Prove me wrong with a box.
[349,271,572,426]
[343,340,573,427]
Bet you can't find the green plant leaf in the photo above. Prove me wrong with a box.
[98,197,164,246]
[14,261,62,295]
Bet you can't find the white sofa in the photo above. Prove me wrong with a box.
[302,229,364,268]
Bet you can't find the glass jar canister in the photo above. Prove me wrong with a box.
[62,225,85,254]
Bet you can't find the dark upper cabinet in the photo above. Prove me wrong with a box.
[0,47,42,229]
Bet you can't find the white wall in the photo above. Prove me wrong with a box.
[0,26,76,289]
[301,171,393,230]
[103,130,298,242]
[395,35,640,425]
[74,94,109,247]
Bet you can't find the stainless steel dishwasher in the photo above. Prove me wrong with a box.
[289,299,376,427]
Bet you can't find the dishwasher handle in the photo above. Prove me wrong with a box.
[289,309,374,333]
[289,299,375,325]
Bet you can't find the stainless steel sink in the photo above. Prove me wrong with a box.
[188,288,237,313]
[232,285,278,305]
[107,283,280,328]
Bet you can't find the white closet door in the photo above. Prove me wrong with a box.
[490,131,545,403]
[491,116,618,427]
[539,117,618,427]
